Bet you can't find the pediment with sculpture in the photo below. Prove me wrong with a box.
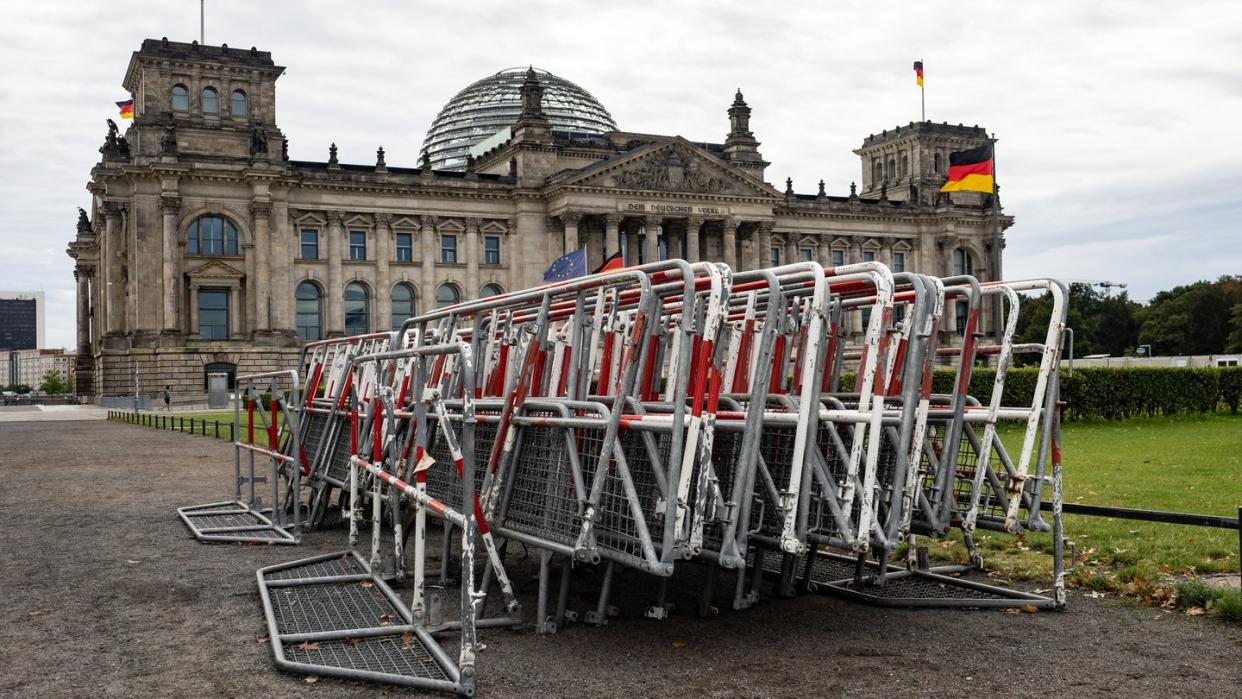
[565,140,779,199]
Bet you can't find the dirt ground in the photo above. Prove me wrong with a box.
[2,419,1240,697]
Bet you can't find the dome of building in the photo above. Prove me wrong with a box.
[421,67,618,171]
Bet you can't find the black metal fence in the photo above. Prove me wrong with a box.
[107,410,236,442]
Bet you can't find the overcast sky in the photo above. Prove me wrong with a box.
[2,0,1239,349]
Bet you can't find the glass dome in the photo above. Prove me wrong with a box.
[421,67,618,171]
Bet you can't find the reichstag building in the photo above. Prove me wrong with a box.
[67,38,1008,399]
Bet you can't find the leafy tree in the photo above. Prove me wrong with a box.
[38,369,70,394]
[1138,276,1242,355]
[1228,303,1242,353]
[5,384,32,394]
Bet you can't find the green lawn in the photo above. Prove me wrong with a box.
[111,409,288,448]
[930,413,1242,582]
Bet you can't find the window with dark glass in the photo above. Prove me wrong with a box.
[832,249,845,267]
[395,232,413,262]
[953,247,973,276]
[436,283,459,309]
[391,283,416,329]
[171,84,189,112]
[300,229,318,259]
[296,281,322,341]
[230,89,247,116]
[770,246,781,266]
[892,251,906,273]
[863,250,876,263]
[198,288,229,339]
[799,248,813,262]
[484,236,500,265]
[349,231,367,260]
[441,234,457,263]
[344,283,369,335]
[187,215,239,256]
[480,284,503,298]
[201,86,219,114]
[956,300,970,336]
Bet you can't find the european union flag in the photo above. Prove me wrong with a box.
[543,248,587,282]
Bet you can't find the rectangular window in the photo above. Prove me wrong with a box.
[956,300,970,336]
[198,288,229,340]
[892,251,906,273]
[300,229,319,259]
[770,246,781,266]
[863,250,876,263]
[484,236,500,265]
[441,234,457,263]
[831,249,844,267]
[395,232,413,262]
[799,248,813,262]
[349,231,367,260]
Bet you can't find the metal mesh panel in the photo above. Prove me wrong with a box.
[300,411,329,464]
[267,581,401,636]
[754,424,798,535]
[284,634,448,682]
[266,555,366,581]
[185,511,285,540]
[423,420,495,511]
[500,423,582,547]
[828,573,1014,601]
[593,431,666,562]
[324,416,355,486]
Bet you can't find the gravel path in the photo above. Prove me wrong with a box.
[2,421,1239,697]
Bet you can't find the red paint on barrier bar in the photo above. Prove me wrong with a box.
[305,364,323,407]
[335,371,354,411]
[269,398,278,449]
[247,399,255,445]
[598,332,615,394]
[872,308,894,397]
[887,337,908,396]
[769,335,786,394]
[821,320,840,393]
[350,410,358,457]
[731,319,754,393]
[640,335,660,401]
[956,309,980,396]
[372,397,382,463]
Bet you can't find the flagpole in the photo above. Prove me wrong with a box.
[990,133,1002,345]
[920,59,925,121]
[200,0,205,44]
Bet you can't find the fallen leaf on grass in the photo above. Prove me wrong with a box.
[296,641,320,650]
[672,640,685,649]
[304,676,320,684]
[1184,607,1206,616]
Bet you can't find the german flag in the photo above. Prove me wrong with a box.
[913,61,924,88]
[594,251,623,274]
[940,143,994,193]
[116,99,134,119]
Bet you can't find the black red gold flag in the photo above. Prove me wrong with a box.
[913,61,924,88]
[940,143,994,193]
[116,99,134,119]
[594,251,624,274]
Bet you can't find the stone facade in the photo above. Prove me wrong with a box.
[67,39,1012,399]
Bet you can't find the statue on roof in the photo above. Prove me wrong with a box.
[76,207,91,233]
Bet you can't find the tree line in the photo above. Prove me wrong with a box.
[1015,275,1242,357]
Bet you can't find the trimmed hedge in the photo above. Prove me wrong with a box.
[841,367,1242,421]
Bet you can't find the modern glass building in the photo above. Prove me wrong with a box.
[0,292,43,351]
[421,67,618,171]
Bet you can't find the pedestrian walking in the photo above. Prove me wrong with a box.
[163,385,171,411]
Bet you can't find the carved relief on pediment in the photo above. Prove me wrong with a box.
[609,148,743,196]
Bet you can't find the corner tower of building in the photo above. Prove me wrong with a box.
[855,121,991,204]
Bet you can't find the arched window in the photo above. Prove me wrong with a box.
[901,154,910,178]
[186,215,239,256]
[171,84,189,112]
[391,282,416,330]
[480,283,503,298]
[296,281,322,341]
[344,283,369,336]
[435,283,460,309]
[230,89,247,116]
[201,86,219,114]
[886,158,896,180]
[953,247,974,276]
[872,159,882,183]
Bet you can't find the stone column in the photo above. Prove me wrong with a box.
[464,217,480,299]
[722,217,739,269]
[546,216,563,266]
[229,284,242,338]
[604,214,621,260]
[189,283,199,335]
[666,223,682,260]
[103,203,126,335]
[160,195,181,334]
[75,269,91,351]
[326,211,344,336]
[270,200,293,334]
[644,215,661,264]
[624,221,640,265]
[757,221,774,269]
[818,234,832,269]
[243,241,257,335]
[685,216,702,263]
[249,199,272,332]
[561,211,581,258]
[375,214,392,330]
[420,216,437,309]
[514,202,547,288]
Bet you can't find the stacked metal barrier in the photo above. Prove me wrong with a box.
[168,258,1071,695]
